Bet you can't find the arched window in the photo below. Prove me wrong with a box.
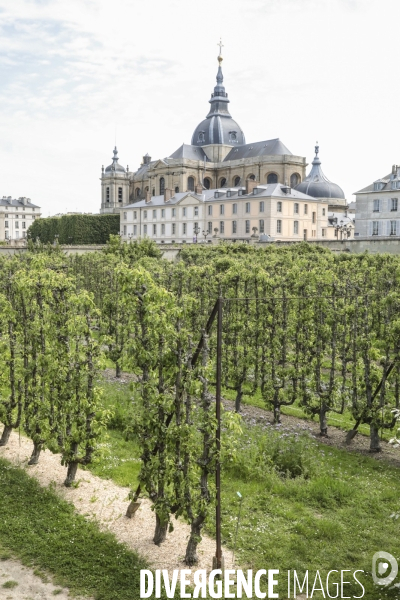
[219,177,227,188]
[135,187,140,198]
[248,174,256,181]
[160,177,165,195]
[175,186,179,193]
[152,188,155,197]
[233,176,240,186]
[267,173,278,184]
[290,173,300,187]
[188,176,195,191]
[204,178,211,189]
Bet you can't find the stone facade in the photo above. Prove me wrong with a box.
[120,182,332,243]
[355,165,400,238]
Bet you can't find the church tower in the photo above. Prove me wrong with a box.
[191,40,246,162]
[100,147,130,214]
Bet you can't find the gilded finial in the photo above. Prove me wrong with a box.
[217,38,224,64]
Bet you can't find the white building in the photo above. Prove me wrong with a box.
[355,165,400,237]
[0,197,41,241]
[120,180,333,244]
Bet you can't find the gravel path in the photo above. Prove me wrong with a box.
[0,556,72,600]
[0,431,235,589]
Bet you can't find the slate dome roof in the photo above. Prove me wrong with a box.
[191,56,245,147]
[105,147,126,174]
[295,145,345,199]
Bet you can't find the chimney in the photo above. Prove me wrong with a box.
[164,188,172,202]
[195,184,203,194]
[246,179,258,195]
[393,165,397,175]
[145,191,151,203]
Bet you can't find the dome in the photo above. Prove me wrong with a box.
[295,145,345,199]
[105,146,126,174]
[192,116,245,147]
[191,55,245,147]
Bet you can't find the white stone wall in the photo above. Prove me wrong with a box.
[355,191,400,237]
[0,203,41,241]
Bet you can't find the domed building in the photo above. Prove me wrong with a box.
[295,145,354,238]
[191,54,246,151]
[295,145,345,202]
[100,46,308,212]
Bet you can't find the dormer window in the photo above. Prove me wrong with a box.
[229,131,237,142]
[198,131,205,143]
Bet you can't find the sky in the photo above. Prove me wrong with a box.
[0,0,399,216]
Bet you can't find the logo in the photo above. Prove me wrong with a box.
[372,552,398,586]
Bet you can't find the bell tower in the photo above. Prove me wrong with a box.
[100,146,130,214]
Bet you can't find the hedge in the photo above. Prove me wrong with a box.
[27,214,120,245]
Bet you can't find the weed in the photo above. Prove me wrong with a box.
[2,581,18,589]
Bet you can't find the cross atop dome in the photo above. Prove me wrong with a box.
[217,38,224,64]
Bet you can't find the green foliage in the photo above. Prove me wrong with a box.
[103,235,162,262]
[225,424,317,481]
[0,255,106,484]
[27,214,120,245]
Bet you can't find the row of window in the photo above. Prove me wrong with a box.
[127,220,266,236]
[126,219,320,237]
[125,201,323,221]
[5,231,26,239]
[2,213,34,218]
[135,173,302,197]
[5,221,26,228]
[373,198,398,212]
[1,208,34,212]
[371,220,399,235]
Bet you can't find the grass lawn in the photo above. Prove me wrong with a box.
[0,458,177,600]
[91,377,400,598]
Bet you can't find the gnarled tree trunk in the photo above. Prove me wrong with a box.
[185,518,203,566]
[153,514,168,546]
[28,441,42,465]
[64,461,79,486]
[319,402,328,436]
[0,425,13,447]
[370,425,381,453]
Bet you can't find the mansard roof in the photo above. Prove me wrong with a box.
[123,183,321,210]
[223,138,292,161]
[168,144,209,161]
